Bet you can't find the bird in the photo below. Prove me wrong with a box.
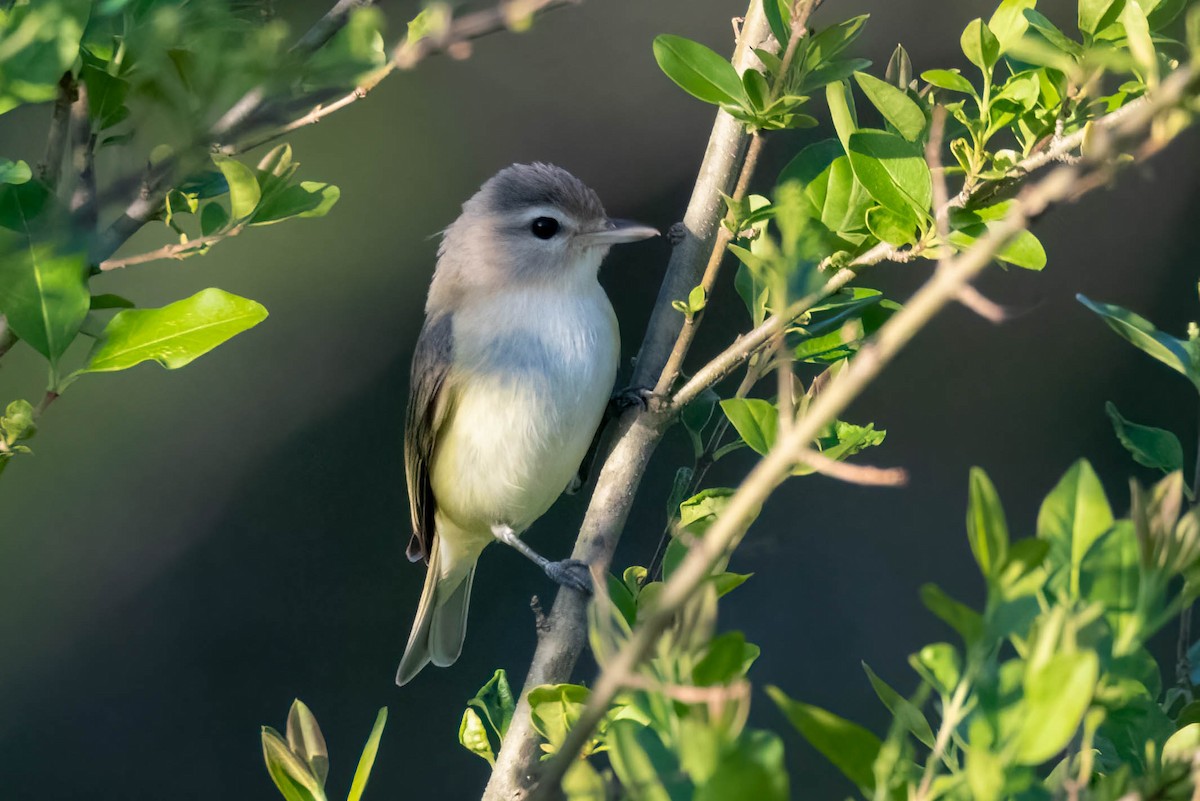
[396,163,658,686]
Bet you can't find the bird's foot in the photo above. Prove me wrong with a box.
[544,559,593,594]
[611,385,667,415]
[667,222,687,246]
[564,474,584,495]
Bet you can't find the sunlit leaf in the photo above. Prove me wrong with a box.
[653,35,745,107]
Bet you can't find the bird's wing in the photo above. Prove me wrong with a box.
[404,313,455,564]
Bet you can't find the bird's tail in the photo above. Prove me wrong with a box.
[396,532,479,686]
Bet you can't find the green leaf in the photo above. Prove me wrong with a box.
[989,0,1037,54]
[347,707,387,801]
[921,69,977,94]
[853,72,926,141]
[563,760,606,801]
[467,669,516,742]
[1015,652,1099,764]
[966,467,1010,581]
[846,131,932,220]
[693,631,750,685]
[653,35,745,107]
[962,19,1002,72]
[90,294,135,310]
[529,684,589,750]
[0,0,90,116]
[768,686,881,792]
[825,82,858,152]
[1036,459,1114,599]
[200,202,229,236]
[0,158,31,185]
[1077,294,1198,391]
[696,731,789,801]
[1079,0,1122,35]
[79,288,268,374]
[1163,723,1200,762]
[211,155,261,220]
[607,720,687,801]
[262,727,325,801]
[920,583,984,644]
[252,183,340,226]
[719,398,777,455]
[885,44,913,88]
[0,399,37,446]
[861,662,935,747]
[285,700,328,789]
[762,0,791,47]
[459,708,495,766]
[866,205,917,246]
[0,214,88,368]
[1106,402,1184,475]
[1121,1,1158,82]
[966,745,1005,801]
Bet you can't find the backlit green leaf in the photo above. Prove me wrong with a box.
[967,467,1009,580]
[853,71,926,141]
[861,662,935,747]
[0,158,31,185]
[847,131,932,220]
[347,707,387,801]
[1015,652,1099,764]
[961,18,1001,72]
[989,0,1037,54]
[458,708,495,766]
[921,69,977,94]
[1077,295,1198,391]
[719,398,778,455]
[80,288,268,374]
[653,35,745,107]
[1106,401,1184,475]
[768,686,880,792]
[212,155,261,220]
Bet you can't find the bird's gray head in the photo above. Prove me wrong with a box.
[427,163,657,312]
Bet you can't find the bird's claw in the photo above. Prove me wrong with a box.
[544,559,593,594]
[565,474,583,495]
[611,385,666,415]
[667,222,687,246]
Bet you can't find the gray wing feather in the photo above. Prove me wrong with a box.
[404,313,454,564]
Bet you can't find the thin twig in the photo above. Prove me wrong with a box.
[914,679,971,801]
[530,64,1196,797]
[795,448,908,486]
[36,72,74,190]
[97,228,242,271]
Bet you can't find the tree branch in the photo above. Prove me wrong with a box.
[36,72,74,190]
[97,227,243,271]
[69,81,97,232]
[530,61,1197,798]
[480,6,776,801]
[290,0,375,59]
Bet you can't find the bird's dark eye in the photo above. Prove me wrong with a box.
[530,217,560,239]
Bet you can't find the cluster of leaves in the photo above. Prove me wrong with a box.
[461,491,787,799]
[262,699,387,801]
[0,0,389,475]
[451,0,1200,797]
[1078,288,1200,493]
[778,462,1200,801]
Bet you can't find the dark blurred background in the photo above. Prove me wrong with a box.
[1,0,1198,797]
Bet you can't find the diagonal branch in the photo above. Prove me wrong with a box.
[530,62,1197,797]
[69,81,98,232]
[36,72,75,190]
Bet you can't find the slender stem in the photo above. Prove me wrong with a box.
[914,679,971,801]
[98,227,243,271]
[36,72,75,190]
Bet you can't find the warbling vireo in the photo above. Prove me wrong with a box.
[396,163,658,685]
